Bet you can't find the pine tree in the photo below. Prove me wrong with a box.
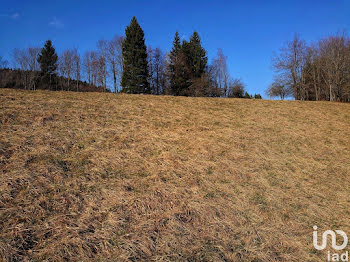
[37,40,58,89]
[187,31,207,78]
[168,32,183,95]
[121,17,149,94]
[168,31,208,96]
[244,91,252,99]
[170,32,181,58]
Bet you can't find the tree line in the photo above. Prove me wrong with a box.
[0,16,261,98]
[267,33,350,102]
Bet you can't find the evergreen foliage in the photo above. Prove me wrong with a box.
[37,40,58,88]
[254,93,262,99]
[244,92,251,99]
[187,31,208,78]
[121,17,149,94]
[168,32,183,95]
[167,31,208,96]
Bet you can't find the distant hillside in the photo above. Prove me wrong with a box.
[0,69,107,92]
[0,89,349,261]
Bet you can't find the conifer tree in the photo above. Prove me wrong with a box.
[170,32,181,58]
[121,17,149,93]
[37,40,58,89]
[187,31,207,78]
[244,91,252,99]
[168,31,208,96]
[168,32,183,95]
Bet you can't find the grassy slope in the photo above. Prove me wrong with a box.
[0,89,349,261]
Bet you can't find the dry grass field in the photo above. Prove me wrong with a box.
[0,89,350,261]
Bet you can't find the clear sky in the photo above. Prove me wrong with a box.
[1,0,349,96]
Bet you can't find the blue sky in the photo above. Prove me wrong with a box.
[1,0,349,96]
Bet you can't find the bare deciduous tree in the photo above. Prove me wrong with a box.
[83,51,92,86]
[266,77,292,100]
[12,48,29,89]
[272,34,306,100]
[72,48,80,91]
[90,51,99,87]
[12,47,40,89]
[147,46,154,93]
[0,56,9,69]
[83,50,103,88]
[97,40,108,91]
[153,48,166,95]
[270,33,350,102]
[147,47,166,95]
[59,49,75,90]
[302,45,322,101]
[228,78,245,98]
[318,35,349,101]
[212,49,229,97]
[106,36,124,93]
[27,47,40,90]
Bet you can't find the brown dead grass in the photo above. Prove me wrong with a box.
[0,89,349,261]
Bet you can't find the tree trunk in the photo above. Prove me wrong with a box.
[113,63,117,93]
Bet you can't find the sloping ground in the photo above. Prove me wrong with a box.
[0,89,349,261]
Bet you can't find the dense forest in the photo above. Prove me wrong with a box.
[0,17,260,98]
[267,33,350,102]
